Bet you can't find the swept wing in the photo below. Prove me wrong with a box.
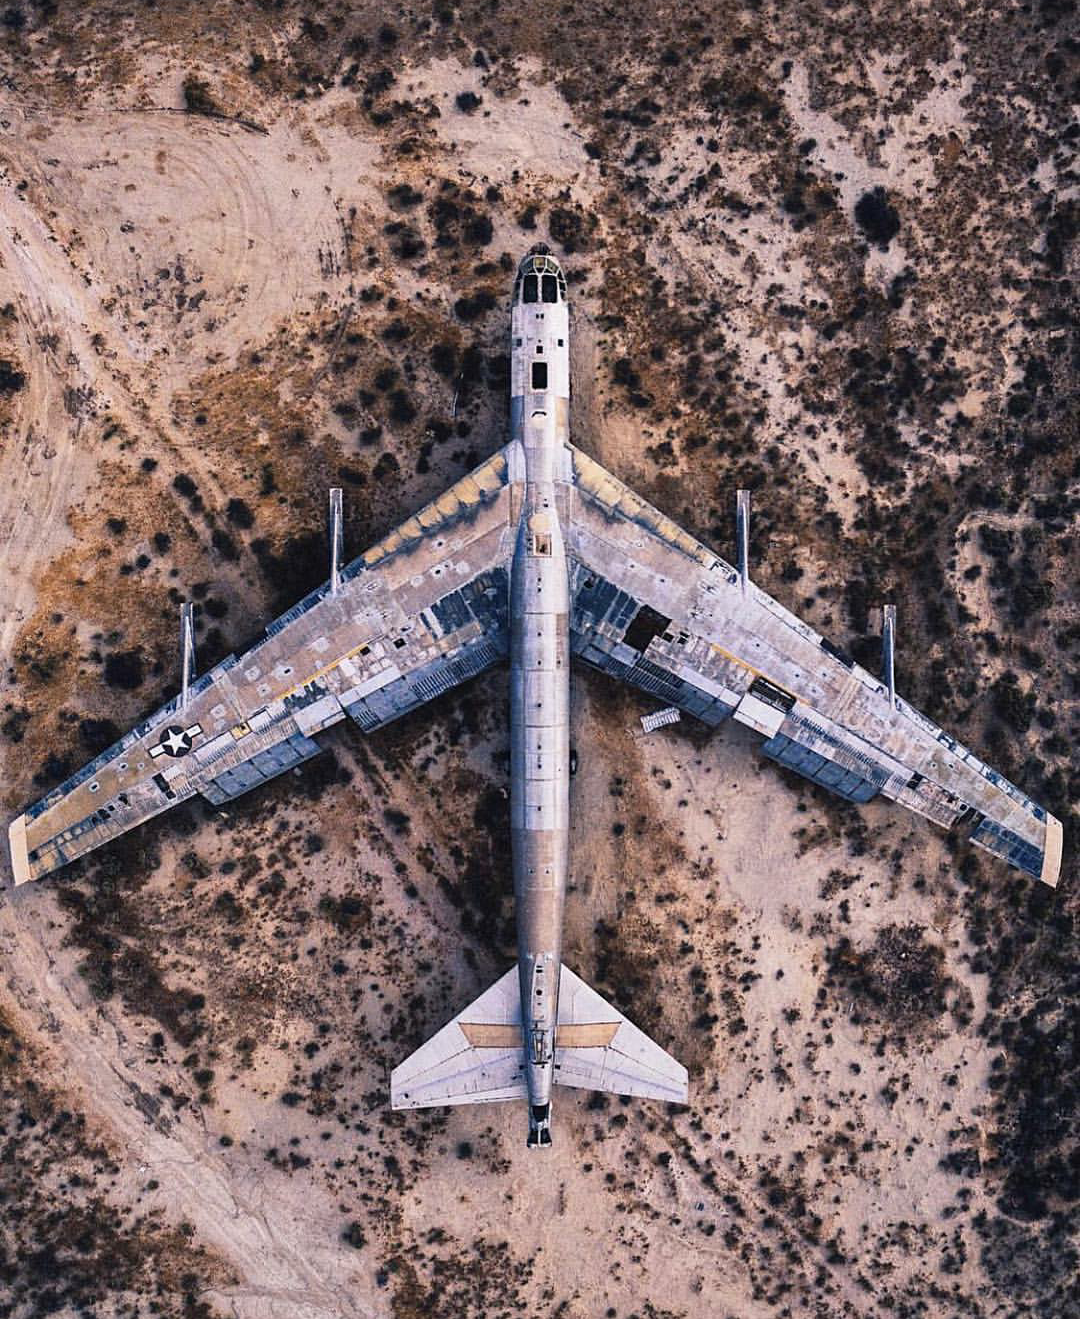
[563,445,1061,887]
[10,444,524,884]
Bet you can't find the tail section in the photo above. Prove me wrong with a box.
[390,963,688,1120]
[528,1103,552,1149]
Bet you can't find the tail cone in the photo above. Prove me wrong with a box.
[527,1103,552,1149]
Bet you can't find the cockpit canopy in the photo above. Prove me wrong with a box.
[515,253,567,305]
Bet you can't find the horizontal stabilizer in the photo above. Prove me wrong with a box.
[391,962,688,1110]
[391,967,526,1109]
[554,965,688,1103]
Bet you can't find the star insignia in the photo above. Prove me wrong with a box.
[149,721,203,759]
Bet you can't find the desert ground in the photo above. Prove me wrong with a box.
[0,3,1076,1317]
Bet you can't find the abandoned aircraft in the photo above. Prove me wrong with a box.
[7,246,1062,1149]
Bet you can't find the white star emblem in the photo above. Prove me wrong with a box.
[162,727,189,755]
[149,722,202,759]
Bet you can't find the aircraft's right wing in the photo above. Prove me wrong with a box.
[562,444,1062,887]
[10,443,525,885]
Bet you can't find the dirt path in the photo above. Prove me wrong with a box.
[0,155,103,657]
[0,105,379,1316]
[1,886,374,1318]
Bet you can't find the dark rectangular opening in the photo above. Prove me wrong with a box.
[152,772,176,800]
[523,274,538,303]
[952,806,986,842]
[531,361,548,389]
[749,675,796,713]
[542,274,558,303]
[623,604,671,653]
[820,637,855,669]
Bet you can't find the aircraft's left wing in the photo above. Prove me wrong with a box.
[9,444,525,885]
[562,444,1062,888]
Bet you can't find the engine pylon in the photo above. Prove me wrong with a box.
[882,603,897,708]
[180,602,196,709]
[736,489,751,592]
[329,487,343,595]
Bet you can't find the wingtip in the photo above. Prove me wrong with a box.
[388,1070,415,1111]
[1040,813,1063,889]
[667,1065,690,1107]
[8,814,32,887]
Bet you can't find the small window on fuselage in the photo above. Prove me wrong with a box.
[541,274,558,303]
[523,274,539,303]
[532,361,548,389]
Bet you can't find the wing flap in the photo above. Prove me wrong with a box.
[199,730,322,806]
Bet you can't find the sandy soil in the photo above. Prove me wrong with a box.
[0,5,1075,1318]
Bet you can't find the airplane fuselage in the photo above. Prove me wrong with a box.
[508,250,571,1147]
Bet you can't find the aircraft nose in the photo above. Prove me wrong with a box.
[516,245,567,304]
[519,242,562,274]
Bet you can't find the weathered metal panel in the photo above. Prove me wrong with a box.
[291,692,343,737]
[971,818,1044,879]
[735,692,786,737]
[641,707,681,733]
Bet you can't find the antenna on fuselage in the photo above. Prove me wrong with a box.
[736,489,751,593]
[329,486,343,595]
[180,602,196,710]
[882,603,897,708]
